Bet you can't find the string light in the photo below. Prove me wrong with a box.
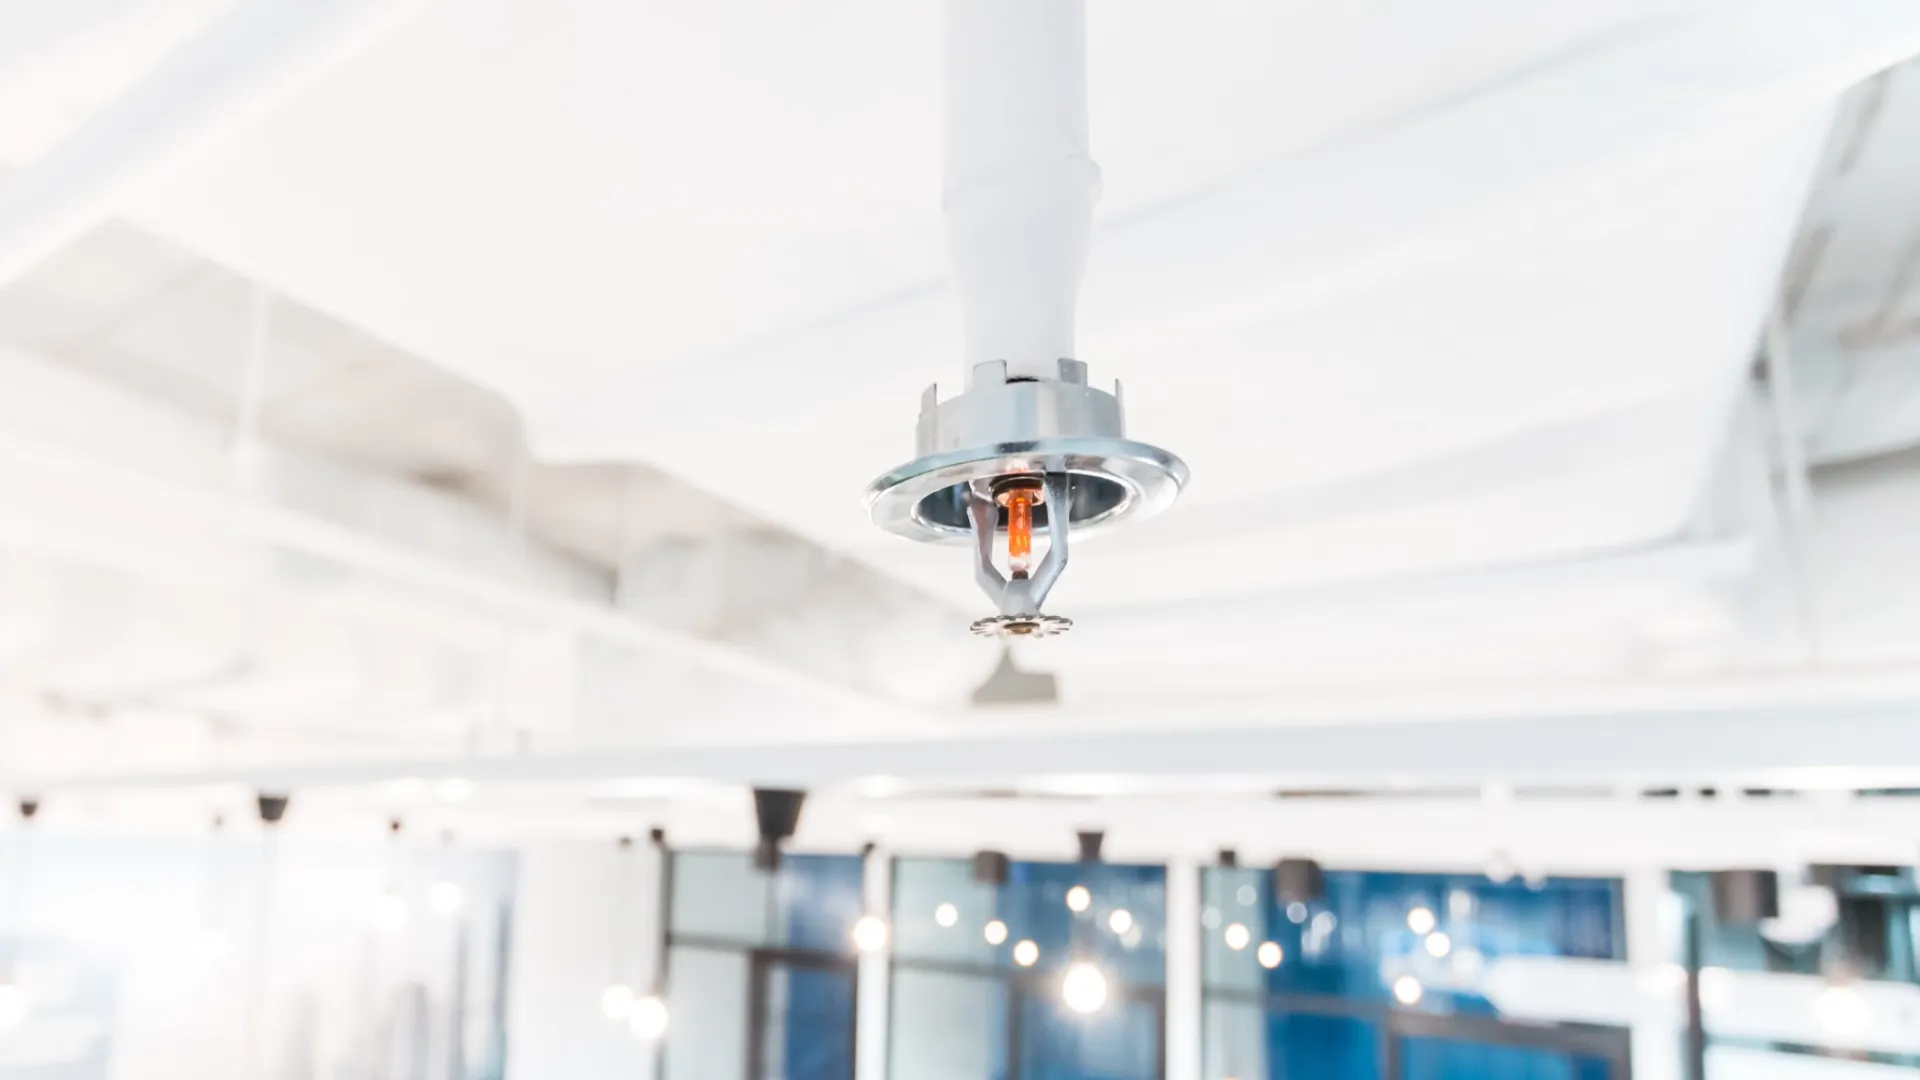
[1065,885,1091,913]
[629,995,669,1041]
[1013,940,1040,967]
[1392,976,1423,1005]
[934,903,958,928]
[1107,909,1133,935]
[1257,942,1283,969]
[1424,932,1452,959]
[984,919,1008,945]
[1224,923,1250,950]
[1406,906,1436,935]
[602,984,636,1021]
[1061,963,1108,1014]
[852,915,890,953]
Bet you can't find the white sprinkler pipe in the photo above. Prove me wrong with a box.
[943,0,1101,381]
[0,0,428,291]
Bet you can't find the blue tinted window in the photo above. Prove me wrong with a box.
[894,857,1166,985]
[890,857,1167,1080]
[1205,999,1378,1080]
[1204,868,1621,1012]
[670,850,864,951]
[1402,1036,1615,1080]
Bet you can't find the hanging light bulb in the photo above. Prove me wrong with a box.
[427,880,464,916]
[1256,942,1283,969]
[984,919,1008,945]
[1107,909,1133,935]
[1223,923,1250,951]
[1424,932,1452,959]
[370,889,409,932]
[1013,940,1040,967]
[629,994,669,1041]
[1406,906,1436,935]
[602,983,636,1021]
[0,983,25,1031]
[934,903,959,928]
[1061,962,1109,1014]
[852,915,890,954]
[1814,983,1873,1038]
[1392,976,1423,1005]
[1065,885,1091,913]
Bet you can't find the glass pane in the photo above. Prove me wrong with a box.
[1202,867,1621,1012]
[894,857,1167,988]
[759,964,855,1080]
[1402,1036,1614,1080]
[1017,990,1159,1080]
[889,968,1009,1080]
[671,851,864,951]
[665,946,751,1080]
[1204,998,1379,1080]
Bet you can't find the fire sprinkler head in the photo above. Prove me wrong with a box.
[863,358,1187,636]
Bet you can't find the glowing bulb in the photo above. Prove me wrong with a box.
[427,881,464,916]
[1485,852,1516,884]
[433,777,473,803]
[1065,885,1091,913]
[192,927,233,964]
[1286,902,1308,925]
[984,919,1008,945]
[1406,906,1436,935]
[1698,967,1733,1014]
[852,915,890,953]
[1005,486,1036,577]
[1061,962,1108,1014]
[0,984,26,1030]
[1257,941,1283,969]
[1814,984,1873,1038]
[602,984,636,1020]
[1013,939,1040,967]
[934,903,958,928]
[1224,923,1250,950]
[1637,963,1687,999]
[1424,932,1451,958]
[629,994,669,1041]
[1107,909,1133,935]
[370,890,409,932]
[1392,976,1423,1005]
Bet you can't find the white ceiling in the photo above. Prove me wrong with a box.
[3,0,1920,815]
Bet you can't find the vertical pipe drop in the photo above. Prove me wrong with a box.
[943,0,1101,380]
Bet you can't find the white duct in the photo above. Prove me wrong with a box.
[0,0,427,290]
[943,0,1100,379]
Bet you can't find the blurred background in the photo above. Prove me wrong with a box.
[1,0,1920,1077]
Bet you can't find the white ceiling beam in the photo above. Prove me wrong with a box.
[0,0,431,290]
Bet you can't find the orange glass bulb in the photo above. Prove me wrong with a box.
[1007,489,1034,577]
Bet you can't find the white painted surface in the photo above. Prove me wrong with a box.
[505,841,659,1080]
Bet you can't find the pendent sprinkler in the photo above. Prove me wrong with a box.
[861,0,1187,637]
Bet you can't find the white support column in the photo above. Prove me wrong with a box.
[855,846,892,1080]
[1164,853,1202,1080]
[1625,865,1684,1080]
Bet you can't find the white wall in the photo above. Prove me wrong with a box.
[504,840,661,1080]
[0,828,512,1080]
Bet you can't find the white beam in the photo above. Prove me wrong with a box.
[0,0,430,290]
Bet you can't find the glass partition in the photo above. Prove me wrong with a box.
[1200,866,1628,1080]
[664,851,865,1080]
[890,856,1167,1080]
